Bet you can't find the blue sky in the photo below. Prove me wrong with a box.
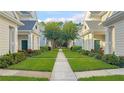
[37,11,84,23]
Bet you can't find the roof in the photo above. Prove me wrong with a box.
[90,11,101,14]
[18,20,36,30]
[86,21,104,31]
[103,12,124,26]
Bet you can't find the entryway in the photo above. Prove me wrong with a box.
[22,40,28,50]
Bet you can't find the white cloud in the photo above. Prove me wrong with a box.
[38,19,42,22]
[43,13,84,23]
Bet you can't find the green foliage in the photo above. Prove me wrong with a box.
[88,52,96,57]
[0,58,8,68]
[80,49,90,55]
[44,21,78,48]
[63,21,78,41]
[0,76,48,81]
[94,53,102,60]
[119,57,124,64]
[40,46,49,52]
[71,46,82,52]
[0,52,26,68]
[63,49,118,72]
[13,52,26,64]
[102,54,120,65]
[78,75,124,81]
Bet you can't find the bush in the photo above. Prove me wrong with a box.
[80,50,90,55]
[98,48,104,56]
[71,46,82,52]
[13,52,26,63]
[0,57,8,68]
[91,49,95,53]
[0,52,26,68]
[94,53,102,60]
[102,54,120,65]
[40,46,49,52]
[88,52,96,57]
[119,57,124,64]
[25,49,42,57]
[2,54,14,65]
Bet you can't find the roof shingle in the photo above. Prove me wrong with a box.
[18,20,36,30]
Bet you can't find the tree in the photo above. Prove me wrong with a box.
[43,21,79,48]
[44,22,61,48]
[63,21,78,47]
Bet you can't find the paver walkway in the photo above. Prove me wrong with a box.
[0,69,51,79]
[75,68,124,79]
[50,49,77,81]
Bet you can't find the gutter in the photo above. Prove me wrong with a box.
[0,12,24,26]
[103,12,124,26]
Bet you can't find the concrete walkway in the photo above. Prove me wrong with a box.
[75,68,124,79]
[0,69,51,79]
[50,49,77,81]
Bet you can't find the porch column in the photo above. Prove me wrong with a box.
[14,27,18,52]
[38,36,40,49]
[105,27,112,54]
[28,33,33,49]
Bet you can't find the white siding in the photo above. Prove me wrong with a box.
[115,20,124,56]
[0,15,18,55]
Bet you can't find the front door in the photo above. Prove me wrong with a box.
[22,40,28,50]
[94,40,100,51]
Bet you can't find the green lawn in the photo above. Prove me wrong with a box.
[78,75,124,81]
[63,49,118,72]
[0,76,48,81]
[8,50,58,72]
[34,49,58,58]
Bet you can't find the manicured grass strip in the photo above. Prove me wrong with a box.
[78,75,124,81]
[63,49,118,72]
[0,76,48,81]
[34,51,58,58]
[68,58,118,71]
[8,58,55,72]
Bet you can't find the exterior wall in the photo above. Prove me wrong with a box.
[114,20,124,56]
[32,33,40,50]
[0,15,18,55]
[40,33,47,46]
[74,38,83,46]
[83,33,94,50]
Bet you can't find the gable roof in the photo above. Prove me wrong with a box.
[86,21,104,31]
[18,20,36,30]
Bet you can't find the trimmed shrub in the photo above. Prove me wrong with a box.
[71,46,82,52]
[2,54,14,65]
[102,54,120,65]
[88,52,96,57]
[119,57,124,64]
[13,52,26,64]
[91,49,95,53]
[0,57,8,68]
[25,49,42,57]
[80,50,90,55]
[94,53,102,60]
